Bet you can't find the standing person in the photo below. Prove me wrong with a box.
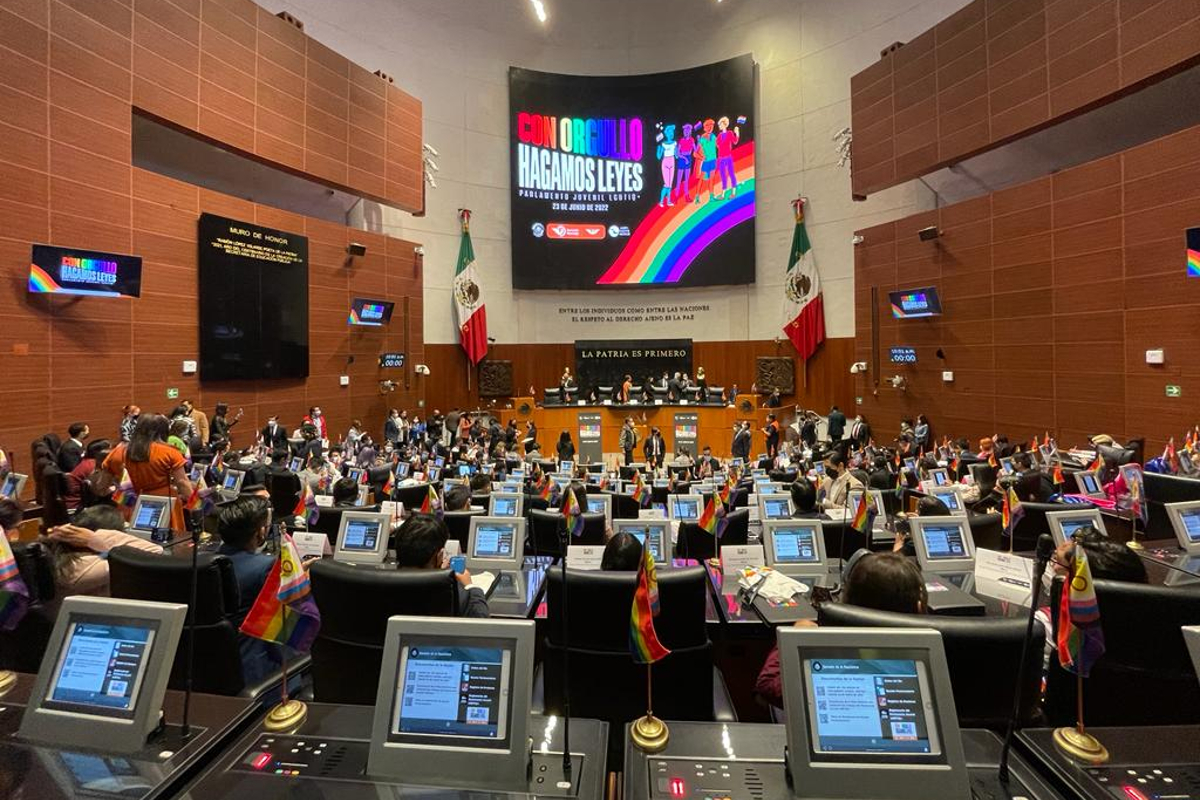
[303,406,328,442]
[556,431,576,464]
[914,414,931,451]
[457,412,472,444]
[643,427,665,469]
[695,366,708,402]
[731,421,752,461]
[384,408,402,446]
[101,414,193,532]
[64,439,110,512]
[560,368,576,403]
[169,405,197,440]
[621,374,633,404]
[763,414,781,459]
[523,420,539,455]
[619,418,640,466]
[849,415,871,448]
[261,415,288,451]
[58,422,90,472]
[799,412,818,449]
[210,403,242,445]
[119,405,140,443]
[827,405,847,444]
[505,419,519,450]
[667,372,682,402]
[641,374,657,404]
[182,400,209,446]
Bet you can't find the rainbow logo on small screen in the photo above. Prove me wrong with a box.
[349,302,388,325]
[1187,227,1199,277]
[579,424,601,438]
[675,424,697,438]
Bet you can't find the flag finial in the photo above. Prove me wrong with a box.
[458,208,471,230]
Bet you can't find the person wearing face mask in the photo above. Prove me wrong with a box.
[304,406,328,442]
[261,415,288,450]
[820,451,863,510]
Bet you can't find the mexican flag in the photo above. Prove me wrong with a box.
[454,209,488,365]
[782,198,825,360]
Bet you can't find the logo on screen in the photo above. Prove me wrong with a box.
[60,256,118,286]
[362,304,385,319]
[899,293,927,311]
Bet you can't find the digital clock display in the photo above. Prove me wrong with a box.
[379,352,406,368]
[890,347,917,364]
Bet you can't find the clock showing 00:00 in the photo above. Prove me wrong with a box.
[889,347,917,364]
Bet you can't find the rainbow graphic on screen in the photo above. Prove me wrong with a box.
[29,257,122,296]
[349,303,387,326]
[675,424,698,439]
[891,292,928,318]
[596,143,755,285]
[1188,227,1200,277]
[579,423,601,438]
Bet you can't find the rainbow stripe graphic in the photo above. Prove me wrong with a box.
[1188,246,1199,277]
[29,261,124,297]
[597,143,755,285]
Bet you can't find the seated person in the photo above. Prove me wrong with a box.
[331,477,360,507]
[963,464,1002,513]
[216,495,283,683]
[469,472,492,496]
[601,531,643,571]
[1,498,22,541]
[819,452,863,510]
[443,484,472,512]
[64,439,111,511]
[893,495,951,555]
[866,456,894,492]
[789,479,829,520]
[1015,468,1054,503]
[394,514,488,617]
[44,505,161,598]
[756,552,925,707]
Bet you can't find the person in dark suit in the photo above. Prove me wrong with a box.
[643,427,666,469]
[827,405,847,443]
[696,446,718,476]
[396,514,489,618]
[261,416,288,450]
[57,422,89,472]
[384,409,402,445]
[619,418,639,466]
[731,421,752,460]
[763,414,781,459]
[849,415,871,448]
[667,373,683,402]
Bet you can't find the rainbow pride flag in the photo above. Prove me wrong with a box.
[111,469,138,509]
[381,470,395,497]
[184,480,216,516]
[850,492,873,534]
[420,484,441,516]
[563,487,584,537]
[0,534,29,631]
[1053,461,1065,485]
[239,534,320,652]
[630,541,670,664]
[696,494,727,537]
[1057,543,1105,677]
[292,482,320,526]
[631,471,649,507]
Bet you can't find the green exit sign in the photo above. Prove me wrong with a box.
[166,387,179,399]
[1166,385,1182,398]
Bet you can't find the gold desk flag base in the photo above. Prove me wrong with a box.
[631,714,670,753]
[264,699,308,733]
[0,670,16,697]
[1125,539,1143,551]
[1053,726,1109,764]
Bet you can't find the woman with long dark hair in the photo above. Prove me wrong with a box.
[210,402,242,445]
[556,430,575,463]
[101,414,193,531]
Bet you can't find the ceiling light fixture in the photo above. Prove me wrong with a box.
[530,0,547,22]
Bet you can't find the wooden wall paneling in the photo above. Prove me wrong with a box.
[853,120,1200,454]
[849,0,1200,198]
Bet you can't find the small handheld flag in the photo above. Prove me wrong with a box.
[0,534,30,631]
[1053,461,1065,486]
[420,484,442,517]
[292,483,320,526]
[238,533,321,652]
[563,487,584,537]
[111,469,138,509]
[631,470,650,507]
[184,480,216,516]
[1088,454,1103,473]
[630,541,670,664]
[988,452,999,469]
[381,470,395,497]
[696,494,727,538]
[850,491,874,534]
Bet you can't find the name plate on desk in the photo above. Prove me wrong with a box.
[567,545,604,570]
[314,494,334,508]
[721,544,765,578]
[293,532,331,559]
[974,548,1034,606]
[639,508,665,520]
[654,399,663,406]
[380,500,402,522]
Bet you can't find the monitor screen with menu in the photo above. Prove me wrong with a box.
[1046,509,1105,547]
[334,512,391,564]
[761,495,794,520]
[1074,470,1102,495]
[918,522,969,561]
[472,523,516,559]
[221,469,244,494]
[129,497,170,532]
[489,493,520,517]
[669,495,701,520]
[1167,501,1200,552]
[764,521,823,571]
[391,642,511,742]
[613,521,667,564]
[467,518,525,569]
[44,620,157,720]
[910,517,975,572]
[930,488,964,514]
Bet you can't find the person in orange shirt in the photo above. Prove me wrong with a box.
[621,374,633,404]
[101,414,193,532]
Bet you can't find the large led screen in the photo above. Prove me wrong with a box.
[509,55,755,289]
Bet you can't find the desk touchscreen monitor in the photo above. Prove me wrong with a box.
[909,517,976,573]
[19,596,187,753]
[586,492,612,524]
[333,511,392,564]
[466,517,526,571]
[777,627,969,800]
[763,520,827,577]
[128,495,173,536]
[368,617,535,792]
[926,468,949,486]
[219,468,244,498]
[488,492,523,518]
[0,471,27,499]
[759,494,795,521]
[668,494,702,521]
[612,519,670,566]
[929,486,966,516]
[1072,470,1104,498]
[1045,508,1106,547]
[1165,500,1200,554]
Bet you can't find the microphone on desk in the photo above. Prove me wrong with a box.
[174,472,200,741]
[555,510,573,786]
[998,532,1055,785]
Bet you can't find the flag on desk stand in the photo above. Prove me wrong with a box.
[781,197,825,361]
[696,494,727,538]
[0,533,29,632]
[629,538,671,751]
[292,482,320,526]
[184,479,216,516]
[1163,438,1180,474]
[1088,453,1103,473]
[563,487,584,537]
[1002,487,1024,552]
[381,469,395,498]
[850,491,874,534]
[240,532,321,731]
[1051,540,1110,762]
[454,209,488,366]
[1052,460,1065,487]
[631,471,650,507]
[420,484,442,518]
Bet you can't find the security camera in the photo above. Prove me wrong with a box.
[852,234,864,245]
[414,245,425,256]
[414,364,431,375]
[849,362,868,374]
[889,375,908,390]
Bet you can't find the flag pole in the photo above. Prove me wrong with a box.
[630,663,669,753]
[263,644,308,732]
[1052,671,1109,763]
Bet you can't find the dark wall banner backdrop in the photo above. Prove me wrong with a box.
[574,339,694,393]
[509,55,756,290]
[577,412,603,462]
